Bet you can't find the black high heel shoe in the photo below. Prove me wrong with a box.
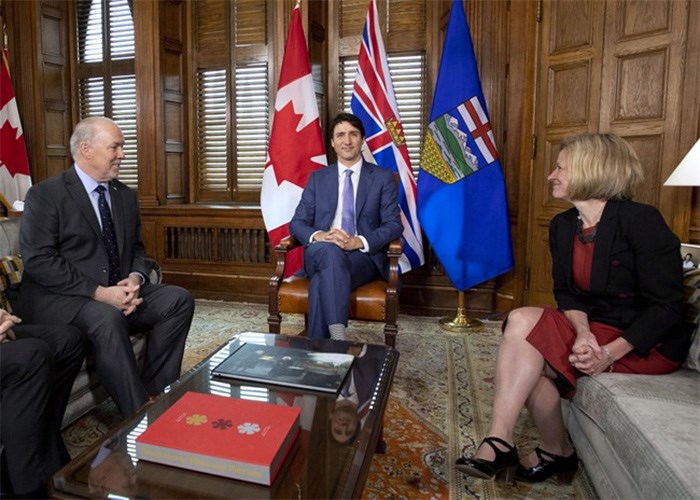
[455,436,519,482]
[515,446,579,484]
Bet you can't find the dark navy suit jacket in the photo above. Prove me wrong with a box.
[289,161,403,279]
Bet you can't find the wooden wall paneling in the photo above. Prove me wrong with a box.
[3,0,73,184]
[327,0,340,123]
[40,2,72,179]
[141,206,274,302]
[673,0,700,244]
[38,1,72,180]
[161,0,186,204]
[3,0,41,181]
[524,0,697,307]
[134,0,162,207]
[309,1,328,132]
[523,0,606,307]
[599,0,688,231]
[687,0,700,244]
[507,0,538,309]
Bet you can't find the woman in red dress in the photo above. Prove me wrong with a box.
[456,133,691,483]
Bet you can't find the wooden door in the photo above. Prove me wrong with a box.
[524,0,694,306]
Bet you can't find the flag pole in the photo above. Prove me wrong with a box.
[439,290,482,331]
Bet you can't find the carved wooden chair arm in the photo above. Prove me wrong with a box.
[386,237,403,289]
[271,236,302,283]
[276,235,302,252]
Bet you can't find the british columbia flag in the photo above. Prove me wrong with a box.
[350,0,424,273]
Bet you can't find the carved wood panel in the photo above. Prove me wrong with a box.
[40,3,71,178]
[524,0,604,306]
[524,0,696,307]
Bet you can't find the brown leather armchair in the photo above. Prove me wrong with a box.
[267,235,403,347]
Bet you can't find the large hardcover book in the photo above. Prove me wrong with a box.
[212,342,354,394]
[135,392,301,485]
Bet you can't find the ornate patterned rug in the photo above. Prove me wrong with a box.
[62,300,597,499]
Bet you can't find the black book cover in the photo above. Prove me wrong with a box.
[212,343,354,394]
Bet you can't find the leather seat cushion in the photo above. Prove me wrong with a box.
[278,276,387,321]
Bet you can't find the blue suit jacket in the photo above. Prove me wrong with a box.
[289,161,403,278]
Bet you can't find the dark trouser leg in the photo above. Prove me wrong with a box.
[14,324,86,437]
[304,243,378,339]
[127,283,194,395]
[0,339,55,495]
[71,303,148,417]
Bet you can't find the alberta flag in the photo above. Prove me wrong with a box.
[417,0,513,291]
[351,0,424,273]
[261,3,327,277]
[0,50,32,210]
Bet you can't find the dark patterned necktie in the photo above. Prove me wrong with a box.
[95,185,121,285]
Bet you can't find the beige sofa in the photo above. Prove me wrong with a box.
[563,269,700,498]
[0,217,157,428]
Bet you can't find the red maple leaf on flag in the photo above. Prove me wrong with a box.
[260,3,326,278]
[267,102,325,189]
[0,121,30,177]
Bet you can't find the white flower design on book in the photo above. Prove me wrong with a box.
[237,422,260,435]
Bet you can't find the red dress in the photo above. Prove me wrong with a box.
[524,227,680,399]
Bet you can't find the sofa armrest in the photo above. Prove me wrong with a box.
[145,257,163,285]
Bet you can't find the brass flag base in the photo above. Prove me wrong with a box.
[439,309,482,332]
[438,291,482,332]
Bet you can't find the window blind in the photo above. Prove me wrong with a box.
[339,53,426,175]
[76,0,138,188]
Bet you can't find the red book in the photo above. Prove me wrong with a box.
[135,392,301,485]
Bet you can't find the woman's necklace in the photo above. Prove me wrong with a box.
[576,216,597,244]
[575,201,605,244]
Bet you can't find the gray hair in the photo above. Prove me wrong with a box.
[69,117,119,159]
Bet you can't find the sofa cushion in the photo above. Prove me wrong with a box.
[0,218,22,257]
[683,268,700,371]
[572,372,700,498]
[0,254,23,312]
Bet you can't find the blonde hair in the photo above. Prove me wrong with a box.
[560,133,643,201]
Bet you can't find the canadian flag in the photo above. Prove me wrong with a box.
[0,50,32,210]
[261,2,326,277]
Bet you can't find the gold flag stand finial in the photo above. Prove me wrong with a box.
[439,290,482,332]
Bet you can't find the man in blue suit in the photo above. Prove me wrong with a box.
[290,113,402,340]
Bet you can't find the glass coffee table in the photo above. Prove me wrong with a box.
[53,332,399,499]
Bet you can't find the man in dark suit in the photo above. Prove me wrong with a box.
[0,309,85,498]
[290,113,402,340]
[16,116,195,418]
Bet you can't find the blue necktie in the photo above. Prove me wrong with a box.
[95,185,121,285]
[341,170,355,235]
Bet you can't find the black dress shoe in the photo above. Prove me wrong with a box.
[515,446,578,484]
[455,436,519,482]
